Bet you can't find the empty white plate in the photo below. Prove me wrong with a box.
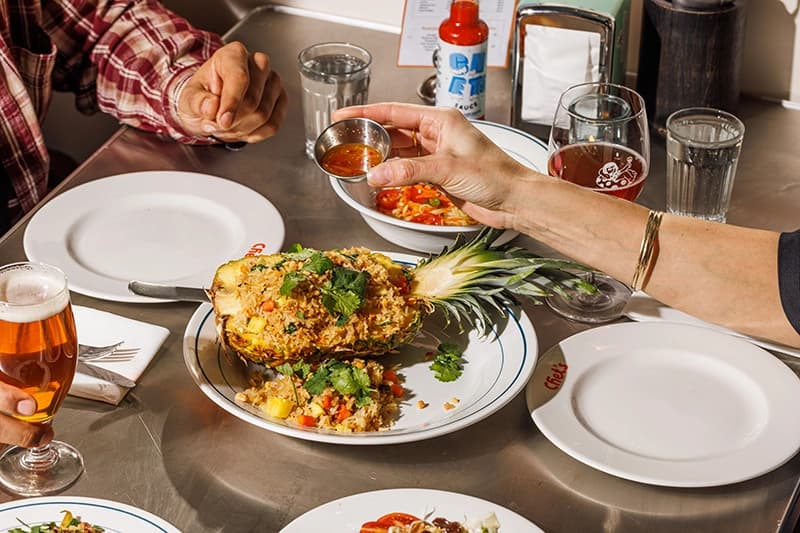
[24,171,285,302]
[528,321,800,487]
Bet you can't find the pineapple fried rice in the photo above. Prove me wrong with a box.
[235,358,403,432]
[212,246,421,366]
[211,228,594,368]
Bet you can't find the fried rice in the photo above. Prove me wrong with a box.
[235,358,402,432]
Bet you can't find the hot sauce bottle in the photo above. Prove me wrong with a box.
[434,0,489,119]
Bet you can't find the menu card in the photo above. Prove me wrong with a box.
[397,0,516,68]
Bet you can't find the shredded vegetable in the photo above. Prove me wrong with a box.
[375,183,477,226]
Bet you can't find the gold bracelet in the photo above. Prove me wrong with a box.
[630,210,664,292]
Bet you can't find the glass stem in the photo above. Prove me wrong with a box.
[20,444,59,472]
[19,422,58,472]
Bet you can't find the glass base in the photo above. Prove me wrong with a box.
[546,273,632,324]
[0,440,84,496]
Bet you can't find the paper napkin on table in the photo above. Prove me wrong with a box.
[521,25,601,125]
[624,292,800,359]
[70,306,170,405]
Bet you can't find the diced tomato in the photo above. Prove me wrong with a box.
[260,299,275,312]
[390,272,410,294]
[389,383,404,398]
[411,212,443,225]
[336,405,352,422]
[376,188,402,211]
[359,522,388,533]
[321,394,333,410]
[407,184,438,202]
[383,369,399,384]
[376,512,420,527]
[296,414,318,427]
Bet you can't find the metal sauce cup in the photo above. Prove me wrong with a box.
[313,118,391,182]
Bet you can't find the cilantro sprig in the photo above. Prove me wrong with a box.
[320,267,369,325]
[304,360,374,407]
[277,244,369,325]
[430,342,465,382]
[276,361,312,405]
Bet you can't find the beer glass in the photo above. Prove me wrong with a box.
[0,262,83,495]
[546,82,650,323]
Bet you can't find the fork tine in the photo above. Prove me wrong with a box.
[87,347,140,363]
[78,341,125,360]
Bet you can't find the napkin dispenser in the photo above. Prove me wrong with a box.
[510,0,631,140]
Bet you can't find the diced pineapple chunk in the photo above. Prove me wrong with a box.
[215,262,241,286]
[309,402,325,418]
[263,397,294,418]
[247,316,266,333]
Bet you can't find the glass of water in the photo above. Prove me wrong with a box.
[665,108,745,223]
[298,42,372,158]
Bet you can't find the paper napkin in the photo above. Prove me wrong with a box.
[624,292,800,359]
[521,25,601,125]
[70,306,170,405]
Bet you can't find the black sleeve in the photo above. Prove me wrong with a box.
[778,231,800,334]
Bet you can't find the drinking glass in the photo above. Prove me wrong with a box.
[546,82,650,323]
[0,262,83,495]
[665,107,744,223]
[298,42,372,158]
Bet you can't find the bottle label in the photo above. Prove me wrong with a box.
[434,39,487,119]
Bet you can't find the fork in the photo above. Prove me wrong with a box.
[78,342,139,363]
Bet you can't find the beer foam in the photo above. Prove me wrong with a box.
[0,265,69,323]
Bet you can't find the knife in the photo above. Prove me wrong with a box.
[76,361,137,388]
[128,281,210,302]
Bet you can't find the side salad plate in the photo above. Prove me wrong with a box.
[0,496,179,533]
[280,488,544,532]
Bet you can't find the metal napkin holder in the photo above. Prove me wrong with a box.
[510,2,624,140]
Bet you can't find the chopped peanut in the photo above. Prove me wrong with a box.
[444,402,455,411]
[417,400,428,409]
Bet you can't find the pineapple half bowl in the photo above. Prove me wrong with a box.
[327,120,549,254]
[209,227,595,369]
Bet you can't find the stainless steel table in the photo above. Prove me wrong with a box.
[2,5,800,532]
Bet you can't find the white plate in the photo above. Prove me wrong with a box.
[624,291,800,358]
[0,496,179,532]
[182,251,538,445]
[280,488,544,532]
[528,322,800,487]
[329,121,547,253]
[24,171,285,303]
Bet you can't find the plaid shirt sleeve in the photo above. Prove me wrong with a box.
[43,0,223,144]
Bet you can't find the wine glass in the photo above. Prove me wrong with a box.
[0,262,83,495]
[546,82,650,323]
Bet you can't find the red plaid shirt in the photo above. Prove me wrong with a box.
[0,0,222,216]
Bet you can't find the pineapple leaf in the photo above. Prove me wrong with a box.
[411,226,596,335]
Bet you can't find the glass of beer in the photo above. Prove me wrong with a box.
[546,82,650,323]
[0,262,83,495]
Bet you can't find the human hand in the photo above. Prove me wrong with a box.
[0,383,53,448]
[177,42,288,143]
[332,103,530,229]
